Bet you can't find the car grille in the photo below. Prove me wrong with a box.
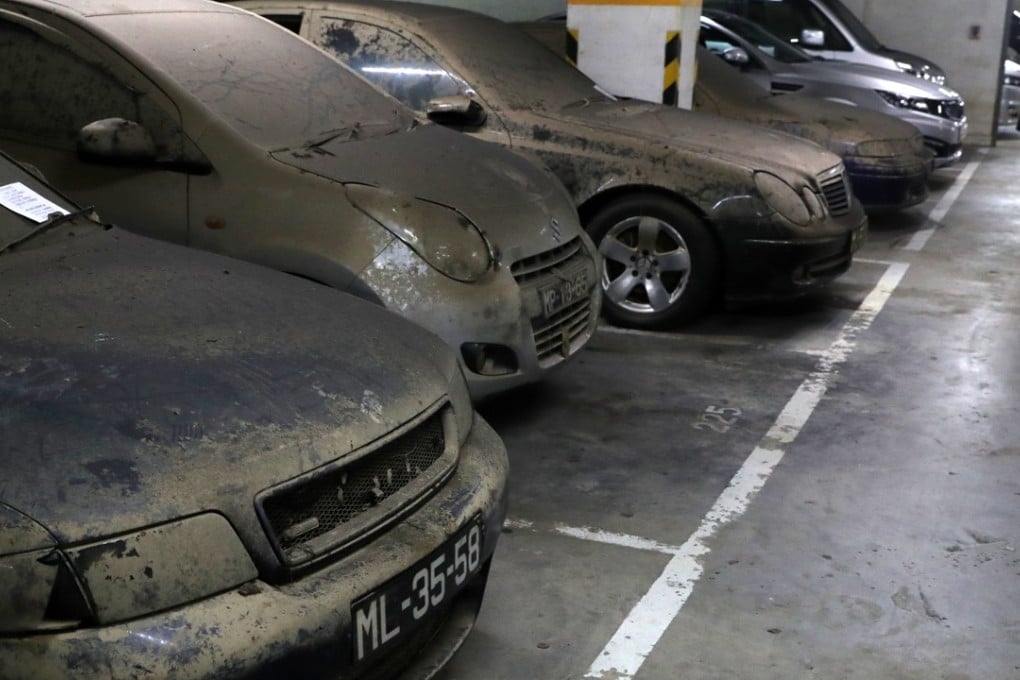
[258,405,457,569]
[817,166,851,217]
[533,297,592,364]
[511,237,596,366]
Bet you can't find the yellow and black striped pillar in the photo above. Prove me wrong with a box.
[566,28,580,66]
[663,30,680,106]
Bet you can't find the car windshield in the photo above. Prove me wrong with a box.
[820,0,882,51]
[707,13,813,64]
[93,11,414,151]
[427,15,608,111]
[0,156,101,256]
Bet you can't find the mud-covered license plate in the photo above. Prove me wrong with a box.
[351,515,484,666]
[850,223,868,252]
[540,267,589,318]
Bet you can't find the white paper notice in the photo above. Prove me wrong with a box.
[0,182,69,223]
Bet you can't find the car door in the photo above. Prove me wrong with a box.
[0,13,190,243]
[303,11,512,147]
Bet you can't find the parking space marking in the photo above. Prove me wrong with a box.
[904,150,986,252]
[585,262,910,680]
[504,517,680,554]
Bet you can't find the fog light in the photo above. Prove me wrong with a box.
[461,343,518,376]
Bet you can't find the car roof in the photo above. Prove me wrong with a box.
[8,0,238,17]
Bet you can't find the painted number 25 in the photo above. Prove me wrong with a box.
[692,405,742,434]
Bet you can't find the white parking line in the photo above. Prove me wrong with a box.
[904,150,986,252]
[585,261,910,680]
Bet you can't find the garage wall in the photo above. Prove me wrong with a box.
[842,0,1009,146]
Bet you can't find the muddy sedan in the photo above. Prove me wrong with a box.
[235,0,867,329]
[0,0,600,401]
[0,151,508,679]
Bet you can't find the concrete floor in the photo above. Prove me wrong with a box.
[437,136,1020,680]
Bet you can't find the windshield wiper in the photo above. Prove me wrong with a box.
[0,206,98,257]
[305,123,362,150]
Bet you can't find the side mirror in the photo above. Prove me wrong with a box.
[721,46,750,66]
[77,118,156,164]
[800,29,825,48]
[425,96,487,127]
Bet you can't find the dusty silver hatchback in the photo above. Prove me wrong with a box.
[0,0,601,401]
[0,151,508,678]
[237,0,867,329]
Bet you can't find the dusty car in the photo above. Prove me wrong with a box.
[0,0,601,402]
[0,150,508,678]
[524,21,931,213]
[702,11,968,168]
[235,0,867,329]
[691,46,932,212]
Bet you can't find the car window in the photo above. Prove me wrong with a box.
[706,0,852,51]
[0,20,191,160]
[699,25,767,71]
[315,18,472,111]
[93,12,413,152]
[706,14,813,64]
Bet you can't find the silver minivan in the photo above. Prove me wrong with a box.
[704,0,947,85]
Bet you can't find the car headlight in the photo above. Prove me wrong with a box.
[876,90,937,115]
[0,513,257,633]
[753,172,816,226]
[346,184,493,282]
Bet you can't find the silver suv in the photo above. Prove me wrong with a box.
[703,12,967,167]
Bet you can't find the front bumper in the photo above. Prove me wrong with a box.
[0,415,509,680]
[360,235,601,402]
[843,155,930,212]
[722,209,868,300]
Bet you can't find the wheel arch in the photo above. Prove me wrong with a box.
[577,184,726,279]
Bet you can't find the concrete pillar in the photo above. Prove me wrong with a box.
[566,0,702,109]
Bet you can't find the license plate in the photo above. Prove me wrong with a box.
[539,267,589,318]
[351,516,484,667]
[850,224,867,252]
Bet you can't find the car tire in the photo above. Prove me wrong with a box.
[587,194,720,329]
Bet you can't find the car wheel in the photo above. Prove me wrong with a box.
[588,194,720,329]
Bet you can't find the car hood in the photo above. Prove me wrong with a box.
[552,99,842,179]
[783,60,961,100]
[0,227,456,546]
[271,121,570,222]
[748,94,926,157]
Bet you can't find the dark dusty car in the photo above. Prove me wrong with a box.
[0,152,508,678]
[691,46,932,211]
[236,0,868,330]
[524,21,932,213]
[0,0,601,402]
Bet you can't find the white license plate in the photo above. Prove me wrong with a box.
[351,516,484,666]
[539,268,589,318]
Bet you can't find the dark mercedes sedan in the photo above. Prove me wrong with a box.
[237,0,868,329]
[0,152,508,679]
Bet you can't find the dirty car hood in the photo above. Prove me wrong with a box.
[272,122,563,215]
[0,228,455,545]
[552,99,841,177]
[742,94,926,156]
